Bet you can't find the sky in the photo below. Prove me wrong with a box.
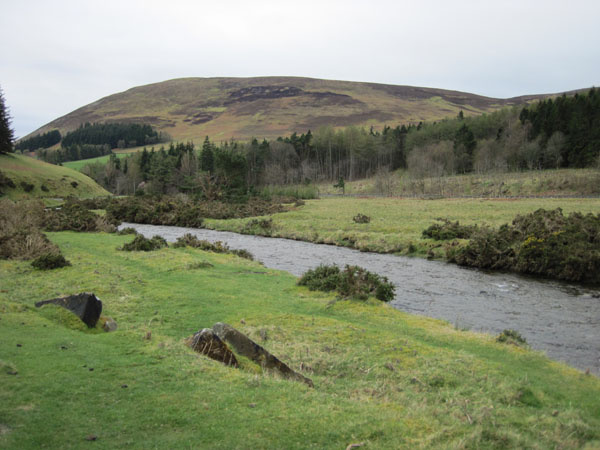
[1,0,599,139]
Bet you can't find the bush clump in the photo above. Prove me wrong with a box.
[353,213,371,224]
[448,208,600,283]
[496,329,527,346]
[0,199,60,260]
[242,218,273,235]
[422,218,478,240]
[20,181,35,192]
[298,264,395,302]
[120,235,168,252]
[31,253,71,270]
[117,227,138,235]
[105,196,285,226]
[172,233,253,260]
[45,202,116,233]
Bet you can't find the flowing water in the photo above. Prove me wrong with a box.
[121,223,600,375]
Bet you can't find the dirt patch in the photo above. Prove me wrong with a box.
[226,86,303,104]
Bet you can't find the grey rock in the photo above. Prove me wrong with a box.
[212,322,313,387]
[102,318,118,332]
[187,328,238,367]
[35,293,102,328]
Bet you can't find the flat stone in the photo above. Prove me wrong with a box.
[212,322,313,387]
[35,293,102,328]
[187,328,238,367]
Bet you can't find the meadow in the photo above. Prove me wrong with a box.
[0,153,110,200]
[205,196,600,256]
[1,231,599,449]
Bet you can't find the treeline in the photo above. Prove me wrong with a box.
[15,130,61,152]
[83,88,600,196]
[61,122,163,149]
[17,122,167,164]
[38,144,112,165]
[520,90,600,167]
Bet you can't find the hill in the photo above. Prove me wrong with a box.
[0,153,110,199]
[25,77,554,142]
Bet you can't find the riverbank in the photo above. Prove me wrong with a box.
[204,196,600,257]
[2,232,599,448]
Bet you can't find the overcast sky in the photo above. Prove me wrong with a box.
[2,0,599,138]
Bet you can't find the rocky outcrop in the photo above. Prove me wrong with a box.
[35,293,102,328]
[187,328,239,367]
[212,322,313,387]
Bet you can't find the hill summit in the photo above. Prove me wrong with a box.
[28,76,547,142]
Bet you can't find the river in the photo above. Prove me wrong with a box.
[121,222,600,375]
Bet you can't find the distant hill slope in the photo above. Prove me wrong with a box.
[25,77,555,142]
[0,153,110,200]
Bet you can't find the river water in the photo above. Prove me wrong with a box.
[121,222,600,375]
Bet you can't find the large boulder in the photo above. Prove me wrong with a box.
[187,328,238,367]
[35,293,102,328]
[212,322,313,387]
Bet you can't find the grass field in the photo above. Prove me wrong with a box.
[206,196,600,256]
[1,232,599,448]
[0,153,110,200]
[63,151,132,171]
[318,169,600,198]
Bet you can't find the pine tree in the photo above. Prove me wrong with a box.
[0,86,15,154]
[201,136,215,173]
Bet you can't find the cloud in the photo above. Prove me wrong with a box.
[1,0,599,138]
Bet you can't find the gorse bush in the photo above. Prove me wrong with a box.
[31,253,71,270]
[449,208,600,283]
[45,202,116,233]
[0,199,59,260]
[353,213,371,224]
[496,329,527,346]
[422,218,477,240]
[298,264,395,302]
[119,235,168,252]
[172,233,254,260]
[105,196,285,227]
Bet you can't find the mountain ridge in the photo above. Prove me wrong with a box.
[24,76,581,142]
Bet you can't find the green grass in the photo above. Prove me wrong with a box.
[206,196,600,256]
[1,231,599,448]
[62,152,131,171]
[0,153,110,200]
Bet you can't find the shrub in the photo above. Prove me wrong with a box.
[298,264,395,302]
[0,171,16,189]
[41,184,49,192]
[117,227,138,235]
[242,218,273,235]
[31,253,71,270]
[45,203,116,233]
[172,233,254,260]
[496,329,527,346]
[353,213,371,224]
[120,235,167,251]
[71,181,78,188]
[422,218,477,240]
[0,199,59,260]
[449,209,600,283]
[20,181,35,192]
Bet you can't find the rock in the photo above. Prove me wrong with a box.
[212,322,313,387]
[35,293,102,328]
[102,317,117,332]
[187,328,238,367]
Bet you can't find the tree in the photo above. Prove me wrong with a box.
[0,86,15,154]
[201,136,215,173]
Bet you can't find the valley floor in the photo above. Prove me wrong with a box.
[1,232,599,448]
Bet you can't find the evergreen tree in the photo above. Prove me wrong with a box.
[201,136,215,173]
[0,86,15,154]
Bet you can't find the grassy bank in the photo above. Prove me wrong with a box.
[205,197,600,257]
[318,169,600,198]
[0,153,110,200]
[1,232,599,448]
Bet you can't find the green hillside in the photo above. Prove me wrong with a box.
[24,77,553,142]
[0,153,110,199]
